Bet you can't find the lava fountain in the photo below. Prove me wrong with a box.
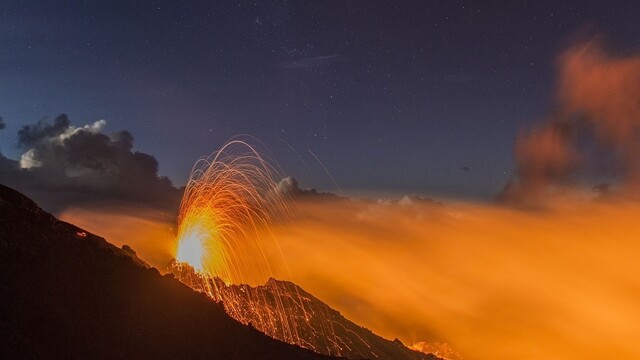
[170,139,450,359]
[172,139,311,349]
[175,139,288,284]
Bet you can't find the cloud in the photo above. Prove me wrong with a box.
[388,194,442,207]
[275,176,340,199]
[0,114,181,214]
[259,196,640,360]
[276,54,340,69]
[17,114,73,149]
[0,116,5,130]
[501,36,640,204]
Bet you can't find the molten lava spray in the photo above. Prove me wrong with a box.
[172,140,361,357]
[173,140,302,343]
[175,139,288,284]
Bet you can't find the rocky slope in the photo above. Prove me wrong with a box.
[0,184,335,360]
[170,261,442,360]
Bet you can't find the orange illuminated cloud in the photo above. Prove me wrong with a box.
[503,35,640,203]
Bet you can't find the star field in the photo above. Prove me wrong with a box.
[1,1,639,198]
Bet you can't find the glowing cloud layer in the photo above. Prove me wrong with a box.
[266,196,640,360]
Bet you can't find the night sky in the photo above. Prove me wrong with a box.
[2,1,639,199]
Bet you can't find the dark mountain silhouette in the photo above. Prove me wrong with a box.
[0,184,336,360]
[169,261,442,360]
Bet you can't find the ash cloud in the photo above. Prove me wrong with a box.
[0,114,180,214]
[501,36,640,203]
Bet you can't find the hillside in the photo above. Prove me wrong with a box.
[170,261,442,360]
[0,184,335,360]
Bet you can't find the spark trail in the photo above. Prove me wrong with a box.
[171,139,341,355]
[170,139,441,360]
[175,139,288,284]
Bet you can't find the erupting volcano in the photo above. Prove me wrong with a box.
[8,3,640,360]
[172,140,301,341]
[174,139,287,282]
[169,140,439,360]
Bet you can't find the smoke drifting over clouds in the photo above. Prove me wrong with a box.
[261,197,640,360]
[0,114,180,214]
[501,36,640,203]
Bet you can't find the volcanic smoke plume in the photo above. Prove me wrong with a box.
[501,36,640,203]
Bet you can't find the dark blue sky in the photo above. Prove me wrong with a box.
[2,1,639,199]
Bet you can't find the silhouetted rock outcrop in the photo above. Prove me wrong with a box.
[0,184,336,360]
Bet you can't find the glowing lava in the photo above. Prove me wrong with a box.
[171,139,451,360]
[175,139,287,285]
[173,139,308,349]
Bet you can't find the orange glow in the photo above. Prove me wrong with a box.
[175,224,209,271]
[262,195,640,360]
[172,139,340,353]
[175,139,288,285]
[62,170,640,360]
[60,204,175,268]
[410,341,463,360]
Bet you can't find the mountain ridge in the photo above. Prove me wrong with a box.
[169,260,443,360]
[0,183,337,360]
